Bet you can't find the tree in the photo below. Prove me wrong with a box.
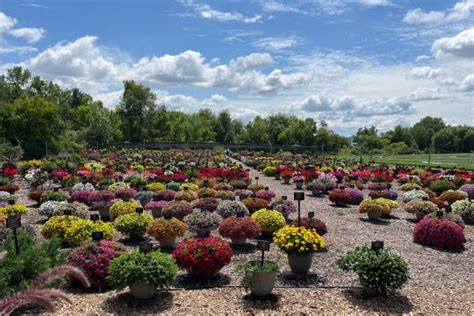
[432,128,457,153]
[411,117,445,151]
[214,110,234,143]
[116,80,156,142]
[242,116,269,144]
[83,105,122,145]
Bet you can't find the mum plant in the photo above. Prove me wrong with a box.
[147,217,188,242]
[109,199,141,220]
[172,237,233,278]
[115,213,153,240]
[183,209,221,233]
[218,215,261,241]
[153,190,176,201]
[413,216,465,251]
[404,200,439,220]
[273,225,326,254]
[64,219,115,247]
[328,189,352,207]
[290,218,327,236]
[0,204,28,217]
[403,189,429,203]
[242,197,268,213]
[216,200,249,218]
[451,199,474,224]
[438,190,468,205]
[162,201,193,219]
[251,209,286,234]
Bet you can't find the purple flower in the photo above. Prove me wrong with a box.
[459,184,474,199]
[70,190,91,204]
[344,188,364,205]
[153,190,176,201]
[145,200,168,210]
[114,188,137,200]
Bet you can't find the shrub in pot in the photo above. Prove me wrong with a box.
[343,188,364,205]
[109,199,142,220]
[183,209,221,237]
[52,201,89,218]
[366,182,388,191]
[336,245,409,295]
[358,198,398,220]
[197,187,218,198]
[114,188,138,201]
[0,204,28,217]
[64,219,115,247]
[404,200,439,220]
[147,217,188,248]
[216,200,249,218]
[248,184,264,193]
[263,166,277,177]
[438,190,468,205]
[451,199,474,224]
[328,189,352,207]
[214,182,234,191]
[236,189,253,201]
[38,201,61,218]
[251,209,286,237]
[162,201,193,220]
[430,180,456,194]
[115,213,153,240]
[399,183,422,191]
[179,183,199,191]
[271,199,297,220]
[368,190,398,200]
[413,216,465,251]
[172,237,232,278]
[242,198,268,214]
[192,198,219,212]
[146,182,166,192]
[238,260,279,297]
[217,190,235,200]
[70,190,92,204]
[41,215,82,240]
[68,240,127,290]
[218,215,261,245]
[459,184,474,199]
[174,189,199,202]
[134,191,154,206]
[153,190,176,201]
[403,190,429,203]
[256,189,276,202]
[39,189,70,203]
[108,250,178,299]
[144,200,168,218]
[273,225,326,274]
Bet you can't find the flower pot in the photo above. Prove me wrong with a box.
[367,211,382,220]
[195,229,211,237]
[159,237,176,249]
[287,253,313,274]
[283,177,291,184]
[250,271,278,297]
[275,175,281,180]
[311,189,322,197]
[231,237,247,245]
[415,213,424,221]
[260,231,273,240]
[98,208,110,221]
[151,207,162,218]
[295,181,304,190]
[129,281,157,300]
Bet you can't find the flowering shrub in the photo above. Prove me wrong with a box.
[251,209,286,233]
[438,190,468,204]
[174,189,199,202]
[162,201,193,219]
[38,201,61,217]
[263,166,277,176]
[115,213,153,239]
[64,219,115,246]
[153,190,176,201]
[430,180,456,194]
[197,187,218,198]
[216,200,249,218]
[274,225,326,254]
[183,209,221,231]
[68,240,127,289]
[272,200,297,219]
[145,200,168,210]
[41,215,81,239]
[192,198,219,212]
[70,190,92,204]
[358,199,394,217]
[109,199,141,220]
[133,190,154,206]
[108,250,178,289]
[404,200,439,220]
[179,183,199,191]
[40,189,70,203]
[400,183,422,191]
[236,189,253,200]
[313,173,337,193]
[71,182,95,192]
[292,174,305,183]
[114,188,138,201]
[337,246,409,295]
[247,183,264,193]
[343,188,364,205]
[0,204,28,217]
[367,182,388,191]
[147,217,188,241]
[413,216,465,251]
[28,190,43,204]
[329,189,352,206]
[218,216,261,239]
[451,199,474,224]
[255,189,276,202]
[214,183,234,191]
[0,184,19,194]
[291,218,328,236]
[242,197,268,213]
[87,190,115,204]
[403,190,429,203]
[172,237,233,278]
[368,190,398,200]
[146,182,166,191]
[217,190,235,200]
[166,182,181,191]
[459,184,474,199]
[108,182,130,191]
[53,202,89,218]
[228,180,249,190]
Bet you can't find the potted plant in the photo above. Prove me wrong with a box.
[216,200,250,218]
[451,199,474,224]
[238,260,279,297]
[274,225,326,274]
[183,209,221,237]
[292,173,305,190]
[306,180,325,197]
[251,209,286,239]
[328,189,353,207]
[280,170,292,184]
[145,200,168,218]
[115,213,153,240]
[172,237,233,278]
[337,245,409,295]
[109,199,142,220]
[404,200,439,221]
[108,250,178,299]
[147,217,188,248]
[218,215,261,245]
[358,198,393,220]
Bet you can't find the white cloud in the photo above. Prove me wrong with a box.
[408,87,443,101]
[9,27,45,43]
[403,0,474,24]
[252,36,304,51]
[403,9,445,24]
[460,74,474,91]
[261,1,300,13]
[0,11,45,53]
[179,0,262,23]
[410,66,442,79]
[432,27,474,58]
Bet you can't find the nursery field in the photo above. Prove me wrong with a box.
[0,149,473,315]
[336,153,474,170]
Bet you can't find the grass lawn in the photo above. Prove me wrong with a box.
[335,153,474,170]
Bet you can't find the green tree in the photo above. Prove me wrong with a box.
[411,116,445,151]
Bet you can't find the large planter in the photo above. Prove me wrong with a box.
[295,181,304,190]
[250,271,278,297]
[151,207,162,218]
[367,211,382,220]
[130,281,157,300]
[159,237,176,249]
[231,237,247,245]
[195,229,211,238]
[287,253,313,274]
[282,177,291,185]
[98,208,110,221]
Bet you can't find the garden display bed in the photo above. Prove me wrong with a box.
[0,149,472,314]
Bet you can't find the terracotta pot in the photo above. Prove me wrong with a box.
[287,253,313,274]
[129,281,157,300]
[250,271,278,297]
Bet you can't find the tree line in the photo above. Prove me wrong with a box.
[0,67,472,158]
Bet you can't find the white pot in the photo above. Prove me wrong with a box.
[250,271,278,297]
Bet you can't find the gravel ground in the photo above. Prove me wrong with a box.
[9,160,474,314]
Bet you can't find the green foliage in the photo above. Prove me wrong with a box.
[238,260,279,290]
[0,231,65,298]
[337,245,409,295]
[114,213,152,239]
[107,250,178,289]
[430,180,456,194]
[64,219,115,246]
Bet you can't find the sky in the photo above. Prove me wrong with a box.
[0,0,473,136]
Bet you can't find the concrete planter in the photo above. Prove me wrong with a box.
[250,271,278,297]
[130,281,157,300]
[288,253,313,274]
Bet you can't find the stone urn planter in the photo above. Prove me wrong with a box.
[231,237,247,245]
[130,281,157,300]
[295,181,304,190]
[288,253,313,274]
[158,237,176,249]
[250,271,278,297]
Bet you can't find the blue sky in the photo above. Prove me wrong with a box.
[0,0,473,135]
